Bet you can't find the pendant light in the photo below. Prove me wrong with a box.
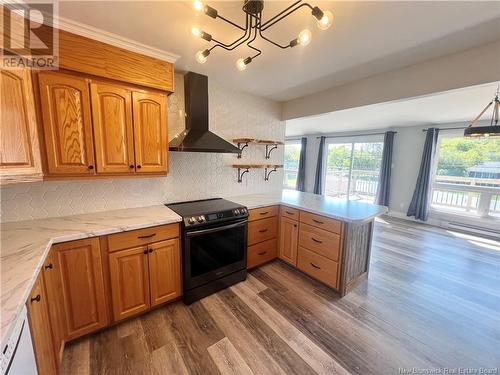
[464,85,500,137]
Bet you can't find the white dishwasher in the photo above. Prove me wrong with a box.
[1,306,38,375]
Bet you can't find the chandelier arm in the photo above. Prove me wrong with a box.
[468,100,493,128]
[211,14,250,48]
[259,28,290,49]
[216,13,246,31]
[261,3,313,31]
[260,0,303,29]
[209,16,254,52]
[493,99,499,126]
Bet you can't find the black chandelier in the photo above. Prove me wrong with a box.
[464,85,500,138]
[191,0,333,70]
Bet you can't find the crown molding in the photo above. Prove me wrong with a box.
[56,15,180,64]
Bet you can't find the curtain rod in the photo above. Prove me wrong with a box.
[315,131,396,139]
[422,126,466,132]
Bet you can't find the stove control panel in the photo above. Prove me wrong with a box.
[183,207,248,227]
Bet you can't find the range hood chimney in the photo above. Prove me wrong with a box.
[169,72,240,153]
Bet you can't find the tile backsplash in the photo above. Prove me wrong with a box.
[0,74,285,222]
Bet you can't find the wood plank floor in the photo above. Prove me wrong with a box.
[61,217,500,375]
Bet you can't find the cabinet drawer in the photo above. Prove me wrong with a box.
[300,211,342,234]
[107,224,179,252]
[281,206,299,220]
[299,223,341,261]
[248,217,278,245]
[248,206,279,221]
[248,239,277,269]
[297,247,338,289]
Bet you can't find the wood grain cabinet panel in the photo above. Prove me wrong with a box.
[300,211,342,234]
[27,274,58,375]
[109,246,151,321]
[90,82,135,174]
[281,206,299,220]
[279,216,299,266]
[248,238,277,269]
[297,247,339,289]
[38,72,95,175]
[248,206,279,221]
[0,69,42,182]
[248,217,278,246]
[53,238,108,340]
[299,223,341,262]
[149,239,181,306]
[132,91,168,173]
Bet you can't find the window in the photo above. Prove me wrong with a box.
[324,139,384,203]
[431,134,500,218]
[283,141,302,189]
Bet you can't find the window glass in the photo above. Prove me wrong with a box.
[283,142,302,189]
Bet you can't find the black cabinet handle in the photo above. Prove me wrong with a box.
[293,224,297,228]
[259,212,268,215]
[44,263,53,270]
[138,233,156,239]
[136,165,142,169]
[30,295,41,303]
[149,248,153,253]
[143,249,148,255]
[311,237,322,244]
[129,165,134,169]
[312,219,324,224]
[258,251,267,256]
[310,262,321,269]
[258,229,268,233]
[88,165,94,170]
[286,211,295,215]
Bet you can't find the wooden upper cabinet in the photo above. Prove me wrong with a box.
[38,72,95,175]
[279,216,299,266]
[109,246,151,321]
[27,274,58,375]
[149,239,181,306]
[0,69,42,182]
[90,82,135,174]
[53,238,108,340]
[132,91,168,173]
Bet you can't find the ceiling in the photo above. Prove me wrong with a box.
[58,1,500,101]
[285,82,500,136]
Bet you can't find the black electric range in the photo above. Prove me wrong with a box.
[166,198,248,304]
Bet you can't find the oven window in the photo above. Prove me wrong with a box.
[189,224,246,278]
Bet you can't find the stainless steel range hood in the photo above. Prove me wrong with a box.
[169,72,240,153]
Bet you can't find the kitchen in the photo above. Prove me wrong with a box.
[1,1,499,374]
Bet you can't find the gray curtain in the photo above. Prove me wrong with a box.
[407,128,440,221]
[296,137,307,192]
[313,136,326,194]
[375,131,396,206]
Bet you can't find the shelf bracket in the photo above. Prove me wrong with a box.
[265,144,278,159]
[264,166,277,181]
[237,142,249,158]
[237,167,250,183]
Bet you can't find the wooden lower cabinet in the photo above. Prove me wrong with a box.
[248,239,277,269]
[297,247,339,289]
[27,274,58,375]
[149,239,182,306]
[279,216,299,266]
[109,246,151,321]
[53,238,108,340]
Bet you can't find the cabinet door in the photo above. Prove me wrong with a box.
[54,238,108,340]
[27,274,58,375]
[149,239,181,306]
[109,246,150,321]
[0,69,42,180]
[279,217,299,266]
[38,72,95,175]
[42,250,66,363]
[90,82,135,174]
[132,91,168,173]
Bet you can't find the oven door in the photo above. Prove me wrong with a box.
[184,219,247,290]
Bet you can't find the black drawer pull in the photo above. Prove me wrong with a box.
[311,237,322,244]
[30,295,41,303]
[138,233,156,240]
[293,224,298,228]
[310,262,321,269]
[312,219,324,224]
[129,165,134,169]
[44,263,53,270]
[258,229,268,233]
[259,211,269,215]
[136,165,142,169]
[88,165,94,170]
[143,249,148,254]
[258,251,267,256]
[149,248,153,253]
[286,211,295,215]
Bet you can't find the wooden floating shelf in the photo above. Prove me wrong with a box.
[233,139,284,159]
[231,164,283,183]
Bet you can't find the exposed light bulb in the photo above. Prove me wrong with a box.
[195,50,209,64]
[236,58,247,71]
[193,0,204,12]
[298,29,312,46]
[317,10,333,30]
[191,27,202,37]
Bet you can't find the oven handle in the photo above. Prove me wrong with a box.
[186,220,247,237]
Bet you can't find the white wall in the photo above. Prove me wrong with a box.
[0,74,285,222]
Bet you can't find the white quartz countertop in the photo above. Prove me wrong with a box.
[228,189,388,223]
[0,205,182,346]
